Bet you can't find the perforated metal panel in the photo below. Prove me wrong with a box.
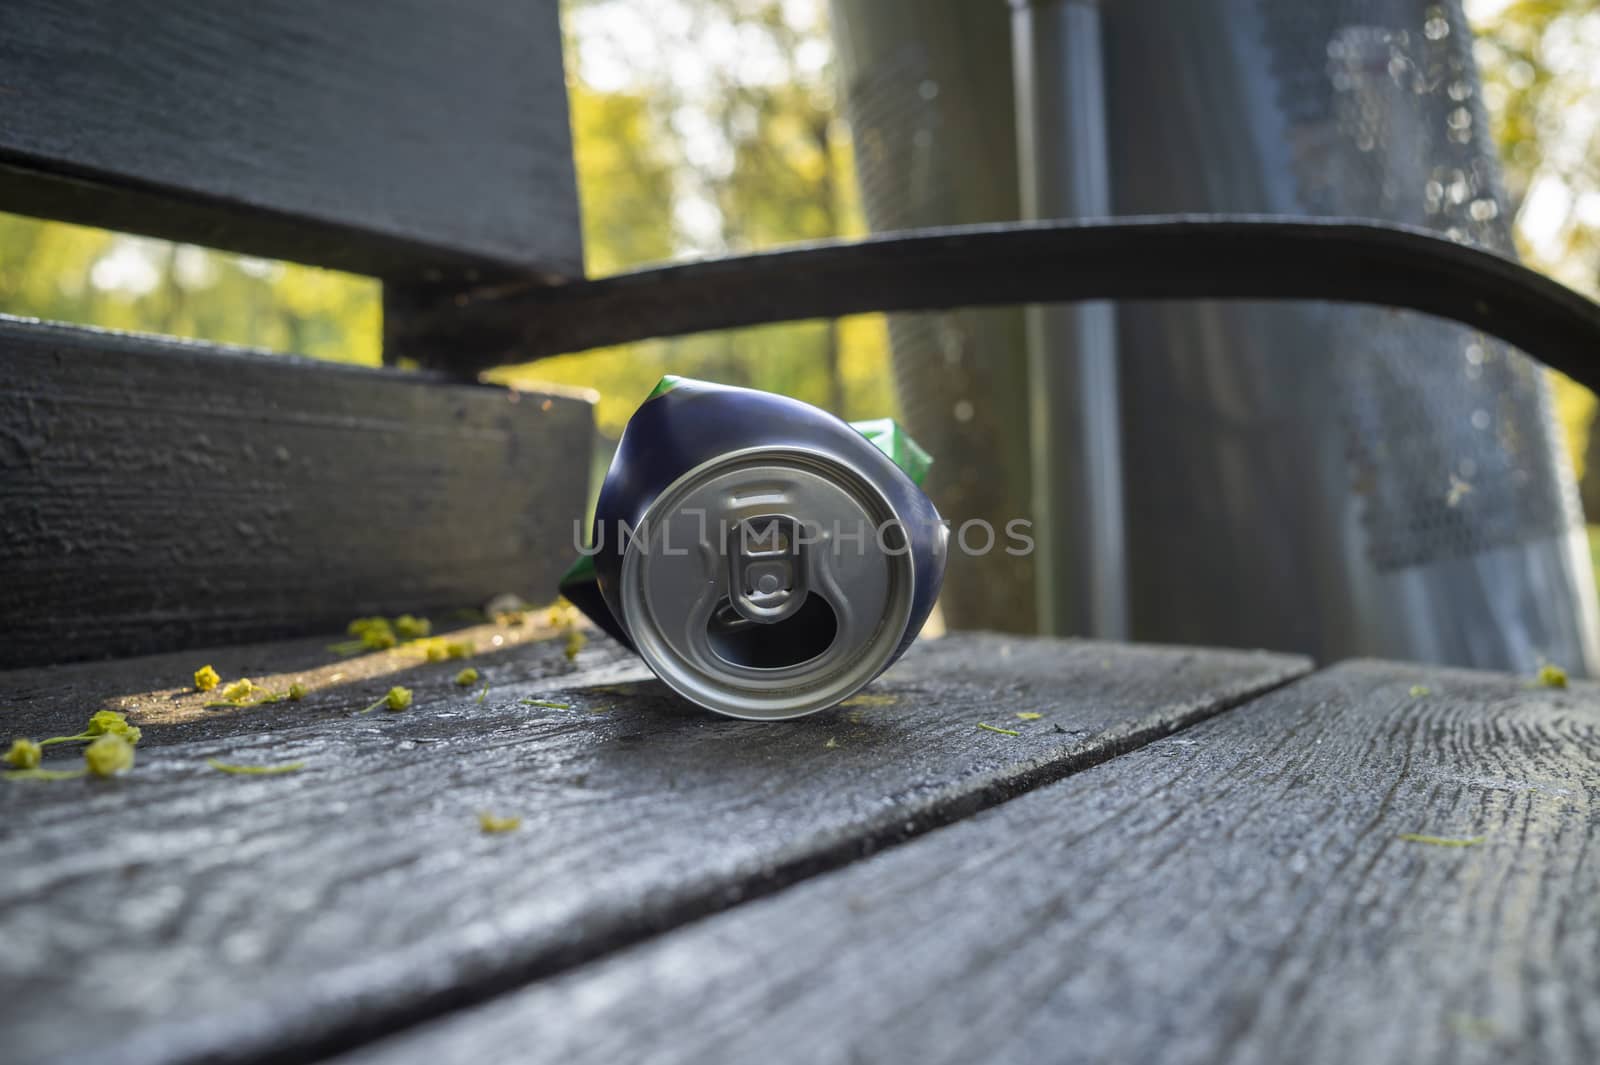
[834,0,1598,671]
[1104,0,1597,672]
[1267,3,1579,570]
[839,43,960,431]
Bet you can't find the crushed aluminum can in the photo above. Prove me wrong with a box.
[560,376,946,720]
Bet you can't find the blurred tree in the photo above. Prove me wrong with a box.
[496,0,896,436]
[0,211,379,364]
[1469,0,1600,511]
[1473,0,1600,285]
[0,0,892,437]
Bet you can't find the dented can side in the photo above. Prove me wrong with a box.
[565,377,946,720]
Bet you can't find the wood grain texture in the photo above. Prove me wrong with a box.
[387,218,1600,394]
[340,660,1600,1065]
[0,633,1307,1065]
[0,0,581,282]
[0,611,638,753]
[0,315,594,667]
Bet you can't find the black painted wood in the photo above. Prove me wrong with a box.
[0,632,1307,1065]
[0,610,637,754]
[389,217,1600,395]
[0,315,594,667]
[340,660,1600,1065]
[0,0,581,283]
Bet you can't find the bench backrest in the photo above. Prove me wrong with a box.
[0,0,582,284]
[0,0,594,667]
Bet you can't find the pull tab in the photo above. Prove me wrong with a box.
[728,515,810,625]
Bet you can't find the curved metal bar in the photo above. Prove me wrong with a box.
[393,216,1600,393]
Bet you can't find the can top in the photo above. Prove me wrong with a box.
[619,445,918,720]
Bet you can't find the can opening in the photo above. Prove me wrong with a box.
[618,447,922,718]
[705,594,839,670]
[728,515,811,625]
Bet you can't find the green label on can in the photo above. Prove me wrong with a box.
[849,418,933,486]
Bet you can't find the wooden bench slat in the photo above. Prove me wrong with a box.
[0,633,1306,1065]
[0,614,640,753]
[335,660,1600,1065]
[0,315,594,667]
[0,0,581,282]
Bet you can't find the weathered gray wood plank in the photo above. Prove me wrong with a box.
[337,660,1600,1065]
[0,0,580,282]
[0,633,1306,1065]
[0,612,634,752]
[0,315,594,667]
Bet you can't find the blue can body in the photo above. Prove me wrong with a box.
[561,377,946,716]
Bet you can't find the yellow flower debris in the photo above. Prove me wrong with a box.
[564,627,587,662]
[1535,663,1567,689]
[1409,685,1432,697]
[39,711,142,747]
[219,679,256,704]
[362,627,398,651]
[207,758,306,776]
[359,686,414,714]
[207,685,299,709]
[394,614,432,640]
[824,736,837,749]
[476,683,489,705]
[3,738,42,769]
[329,616,404,656]
[5,767,86,782]
[106,722,143,744]
[486,593,529,622]
[520,698,572,710]
[348,616,387,636]
[194,665,221,692]
[425,644,449,663]
[83,733,135,777]
[976,722,1020,736]
[86,710,138,739]
[1015,712,1043,721]
[446,641,473,659]
[455,667,480,688]
[478,811,522,834]
[1398,833,1485,848]
[337,616,405,651]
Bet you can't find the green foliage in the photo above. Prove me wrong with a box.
[493,0,896,434]
[0,212,379,363]
[1472,0,1600,293]
[1469,0,1600,490]
[567,83,679,277]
